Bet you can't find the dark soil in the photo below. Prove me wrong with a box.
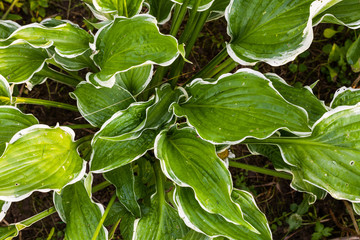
[1,1,359,240]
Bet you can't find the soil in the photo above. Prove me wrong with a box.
[0,1,359,240]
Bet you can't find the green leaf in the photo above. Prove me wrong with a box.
[146,0,175,24]
[247,143,327,203]
[353,202,360,215]
[93,0,144,17]
[54,180,107,240]
[171,0,215,11]
[330,87,360,108]
[0,200,10,221]
[155,126,257,232]
[120,212,136,240]
[90,101,156,173]
[173,69,310,144]
[88,15,181,87]
[71,82,135,127]
[0,43,48,83]
[0,21,93,57]
[115,65,153,96]
[347,35,360,70]
[265,73,327,125]
[0,20,20,39]
[259,105,360,201]
[0,106,38,155]
[0,76,11,104]
[133,191,189,239]
[207,0,230,21]
[104,163,141,218]
[0,125,85,201]
[174,186,272,239]
[182,230,210,240]
[0,222,24,240]
[47,48,96,71]
[226,0,327,66]
[314,0,360,29]
[104,201,127,226]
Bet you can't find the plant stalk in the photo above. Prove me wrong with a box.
[213,59,238,79]
[154,160,165,202]
[2,0,19,20]
[65,124,96,130]
[37,67,80,87]
[92,194,117,240]
[0,96,78,111]
[229,160,292,180]
[205,57,236,79]
[170,0,191,37]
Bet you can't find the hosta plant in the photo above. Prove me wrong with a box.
[0,0,360,239]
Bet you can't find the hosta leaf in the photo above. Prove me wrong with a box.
[183,230,210,240]
[354,203,360,215]
[247,144,327,203]
[347,35,360,72]
[88,15,180,87]
[331,87,360,108]
[207,0,230,21]
[146,0,175,24]
[175,186,272,239]
[0,76,11,104]
[0,125,86,201]
[93,0,144,17]
[173,69,310,144]
[0,106,38,154]
[175,186,270,239]
[104,201,127,226]
[256,105,360,201]
[47,48,96,71]
[226,0,328,66]
[265,73,327,125]
[90,101,156,173]
[0,20,20,38]
[120,212,136,240]
[171,0,215,11]
[26,75,47,90]
[133,192,189,239]
[0,201,10,221]
[104,163,141,218]
[54,180,107,240]
[71,82,135,127]
[314,0,360,29]
[155,127,257,231]
[0,22,93,57]
[115,65,153,96]
[0,43,48,83]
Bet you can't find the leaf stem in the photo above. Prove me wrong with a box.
[153,160,165,203]
[2,0,19,20]
[75,134,94,147]
[92,194,117,240]
[213,59,238,79]
[37,66,80,87]
[108,218,121,239]
[65,124,96,130]
[191,47,228,80]
[0,96,79,111]
[205,57,237,79]
[92,180,112,193]
[170,0,191,37]
[229,160,292,180]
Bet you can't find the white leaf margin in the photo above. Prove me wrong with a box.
[173,68,312,146]
[92,0,145,16]
[0,201,11,221]
[87,14,183,88]
[170,0,215,12]
[0,124,87,202]
[330,86,360,108]
[225,0,337,66]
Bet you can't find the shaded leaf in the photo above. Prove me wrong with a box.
[0,20,20,39]
[0,201,10,221]
[331,87,360,108]
[146,0,174,24]
[171,0,215,11]
[93,0,144,17]
[0,76,11,104]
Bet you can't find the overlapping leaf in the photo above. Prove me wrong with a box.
[104,163,141,218]
[54,180,107,240]
[146,0,175,24]
[0,125,85,201]
[0,201,10,222]
[265,73,327,125]
[133,192,189,239]
[347,35,360,72]
[93,0,144,17]
[256,105,360,201]
[155,126,257,231]
[0,20,20,38]
[0,43,48,83]
[0,21,93,57]
[0,76,11,104]
[175,186,272,239]
[47,48,96,71]
[314,0,360,29]
[71,82,135,127]
[88,15,181,87]
[331,87,360,108]
[90,100,155,173]
[114,65,153,96]
[173,69,310,144]
[0,106,38,154]
[225,0,329,66]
